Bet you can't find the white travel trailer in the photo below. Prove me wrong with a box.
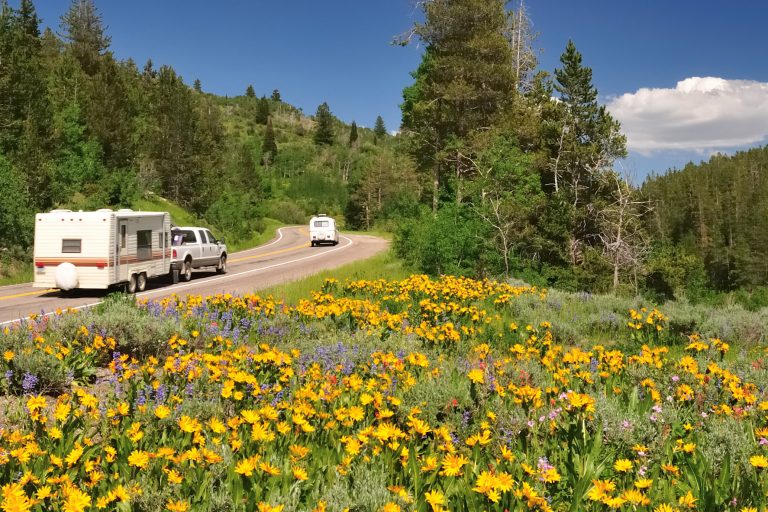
[309,214,339,246]
[33,209,172,293]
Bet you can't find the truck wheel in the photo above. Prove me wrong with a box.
[181,260,192,282]
[127,274,137,294]
[137,273,147,292]
[216,255,227,274]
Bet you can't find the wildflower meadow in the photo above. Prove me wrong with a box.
[1,275,768,511]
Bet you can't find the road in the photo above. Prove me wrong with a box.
[0,227,388,325]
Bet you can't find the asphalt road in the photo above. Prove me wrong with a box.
[0,227,388,326]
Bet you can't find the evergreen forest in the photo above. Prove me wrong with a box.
[1,0,767,308]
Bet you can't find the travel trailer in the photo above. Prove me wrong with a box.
[33,209,172,293]
[309,214,339,246]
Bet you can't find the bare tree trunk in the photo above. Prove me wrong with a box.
[433,167,439,214]
[364,194,371,231]
[613,233,621,291]
[456,153,462,205]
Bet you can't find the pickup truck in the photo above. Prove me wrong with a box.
[170,227,228,282]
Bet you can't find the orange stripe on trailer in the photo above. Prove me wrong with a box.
[35,259,108,267]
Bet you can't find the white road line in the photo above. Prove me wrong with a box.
[0,235,354,327]
[227,226,289,256]
[138,234,353,296]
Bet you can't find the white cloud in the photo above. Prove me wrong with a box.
[607,77,768,155]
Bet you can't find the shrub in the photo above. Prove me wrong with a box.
[87,293,181,359]
[5,350,70,396]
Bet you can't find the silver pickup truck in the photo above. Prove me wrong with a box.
[170,227,228,282]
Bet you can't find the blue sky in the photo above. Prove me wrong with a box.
[28,1,768,179]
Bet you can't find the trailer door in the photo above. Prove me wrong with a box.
[116,220,127,283]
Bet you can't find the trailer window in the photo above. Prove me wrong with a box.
[121,225,126,249]
[62,239,82,253]
[137,230,152,261]
[314,220,329,227]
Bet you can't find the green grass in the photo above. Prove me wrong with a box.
[261,249,410,305]
[0,266,32,287]
[132,195,284,252]
[343,229,394,240]
[227,218,284,252]
[132,196,205,227]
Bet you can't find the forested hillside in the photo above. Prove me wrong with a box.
[642,147,768,296]
[2,0,767,306]
[0,0,416,277]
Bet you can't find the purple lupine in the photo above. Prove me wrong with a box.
[21,372,38,394]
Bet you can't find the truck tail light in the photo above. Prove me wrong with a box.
[172,249,177,258]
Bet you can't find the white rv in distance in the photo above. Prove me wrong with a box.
[309,214,339,246]
[33,209,172,294]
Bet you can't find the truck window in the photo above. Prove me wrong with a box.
[198,230,208,244]
[172,230,196,245]
[62,239,82,253]
[137,230,152,261]
[205,230,217,243]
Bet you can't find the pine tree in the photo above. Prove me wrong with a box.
[145,65,201,208]
[261,116,277,165]
[193,78,202,93]
[245,84,255,98]
[348,121,358,146]
[313,102,334,146]
[373,115,386,142]
[270,89,281,102]
[142,58,155,80]
[401,0,515,210]
[255,96,270,125]
[0,155,34,249]
[549,40,627,266]
[60,0,111,75]
[0,0,53,207]
[86,53,134,170]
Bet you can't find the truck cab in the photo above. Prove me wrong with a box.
[170,227,227,281]
[309,214,339,247]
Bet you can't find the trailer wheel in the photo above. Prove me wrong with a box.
[127,274,138,294]
[181,259,192,282]
[216,255,227,274]
[171,269,179,284]
[137,273,147,292]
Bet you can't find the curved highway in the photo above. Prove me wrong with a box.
[0,227,388,325]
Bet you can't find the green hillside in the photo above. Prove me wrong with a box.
[0,0,417,284]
